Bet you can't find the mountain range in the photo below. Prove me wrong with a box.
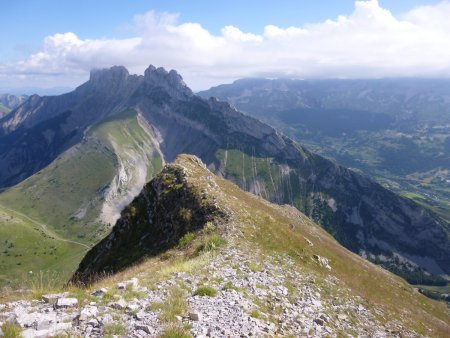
[0,65,448,289]
[0,94,28,118]
[198,78,450,224]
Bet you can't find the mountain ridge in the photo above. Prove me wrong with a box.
[198,78,450,225]
[0,65,448,286]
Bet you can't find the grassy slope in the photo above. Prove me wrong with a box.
[0,207,86,287]
[211,160,449,336]
[0,110,162,287]
[92,109,163,181]
[82,155,449,337]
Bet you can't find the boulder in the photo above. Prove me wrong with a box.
[55,298,78,308]
[189,312,201,321]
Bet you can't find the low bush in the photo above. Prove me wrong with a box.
[193,285,217,297]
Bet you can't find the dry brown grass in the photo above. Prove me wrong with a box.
[211,168,450,337]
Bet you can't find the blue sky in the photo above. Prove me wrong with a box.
[1,0,440,61]
[0,0,448,92]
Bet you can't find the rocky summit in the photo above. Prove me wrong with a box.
[1,155,448,337]
[0,65,448,285]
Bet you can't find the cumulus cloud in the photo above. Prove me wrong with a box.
[2,0,450,91]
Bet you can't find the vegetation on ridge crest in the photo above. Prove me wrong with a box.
[71,156,229,285]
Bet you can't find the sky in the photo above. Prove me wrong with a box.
[0,0,449,92]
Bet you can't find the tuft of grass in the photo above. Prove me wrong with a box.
[193,285,217,297]
[213,277,224,283]
[123,289,147,301]
[196,234,227,254]
[159,326,192,338]
[250,308,263,319]
[203,221,216,234]
[157,256,209,279]
[104,322,127,336]
[1,322,22,338]
[178,232,195,248]
[222,281,240,292]
[100,289,116,303]
[149,285,187,322]
[248,262,263,273]
[28,270,64,299]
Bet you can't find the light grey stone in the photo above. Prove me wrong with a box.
[101,313,113,324]
[109,298,127,309]
[126,304,140,312]
[313,318,324,326]
[42,293,68,304]
[135,324,153,334]
[189,312,201,321]
[55,298,78,308]
[91,288,108,297]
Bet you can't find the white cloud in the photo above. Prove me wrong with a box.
[2,0,450,91]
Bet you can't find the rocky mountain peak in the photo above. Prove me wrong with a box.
[88,65,130,91]
[143,64,193,98]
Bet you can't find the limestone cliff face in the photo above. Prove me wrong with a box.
[1,65,448,279]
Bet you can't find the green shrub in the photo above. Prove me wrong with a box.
[178,232,195,247]
[178,208,192,223]
[159,326,192,338]
[203,221,215,234]
[196,234,227,254]
[193,285,217,297]
[100,289,116,303]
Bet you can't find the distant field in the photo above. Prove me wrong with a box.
[0,205,88,287]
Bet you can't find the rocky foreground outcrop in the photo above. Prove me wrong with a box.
[0,246,422,338]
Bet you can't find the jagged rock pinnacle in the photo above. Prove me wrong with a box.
[144,65,193,98]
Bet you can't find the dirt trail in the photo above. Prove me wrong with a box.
[0,204,91,250]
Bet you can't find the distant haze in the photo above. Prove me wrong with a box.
[0,87,74,96]
[1,0,450,91]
